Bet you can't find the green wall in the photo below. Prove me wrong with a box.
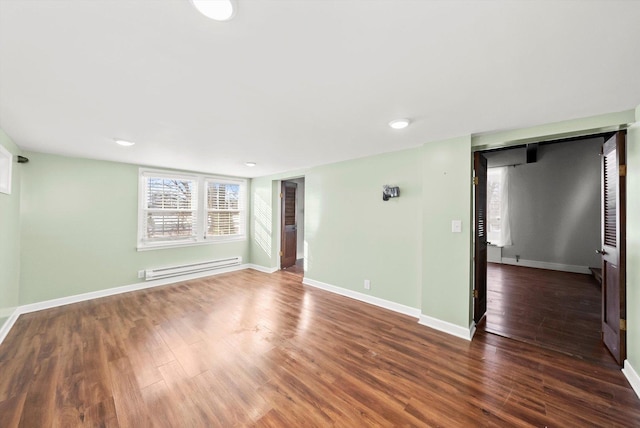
[0,130,22,325]
[421,136,473,326]
[250,169,307,270]
[305,149,422,307]
[250,143,468,320]
[626,108,640,372]
[4,106,640,379]
[19,152,250,304]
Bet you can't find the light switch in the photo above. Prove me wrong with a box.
[451,220,462,233]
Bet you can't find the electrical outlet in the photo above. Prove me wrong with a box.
[364,279,371,290]
[138,270,145,279]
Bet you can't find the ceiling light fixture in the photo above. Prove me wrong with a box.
[389,118,411,130]
[191,0,236,21]
[114,139,135,147]
[245,161,257,167]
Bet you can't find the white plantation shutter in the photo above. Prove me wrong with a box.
[138,169,246,249]
[142,174,198,242]
[206,180,244,238]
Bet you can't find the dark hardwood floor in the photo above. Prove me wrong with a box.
[281,258,304,278]
[1,268,639,426]
[485,263,615,367]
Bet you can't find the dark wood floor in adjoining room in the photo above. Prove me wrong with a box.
[281,258,304,278]
[1,269,639,427]
[485,263,614,367]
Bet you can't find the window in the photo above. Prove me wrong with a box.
[487,167,511,247]
[206,180,244,239]
[138,169,246,250]
[0,144,12,195]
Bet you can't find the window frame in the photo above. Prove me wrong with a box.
[204,178,246,241]
[138,168,247,251]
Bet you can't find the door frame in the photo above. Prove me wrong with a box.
[280,180,298,269]
[471,126,630,350]
[274,176,305,270]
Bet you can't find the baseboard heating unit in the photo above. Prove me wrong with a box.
[144,257,242,280]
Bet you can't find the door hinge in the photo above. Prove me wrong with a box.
[473,290,479,298]
[279,250,283,257]
[620,165,627,177]
[280,192,283,199]
[473,177,479,186]
[620,319,627,331]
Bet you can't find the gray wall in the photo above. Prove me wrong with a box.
[485,137,602,268]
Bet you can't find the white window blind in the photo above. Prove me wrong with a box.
[142,175,198,242]
[138,169,246,250]
[206,180,244,238]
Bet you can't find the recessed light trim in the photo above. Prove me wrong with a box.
[191,0,236,21]
[389,118,411,130]
[114,139,135,147]
[245,162,257,167]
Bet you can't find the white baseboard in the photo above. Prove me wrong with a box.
[622,360,640,400]
[501,258,591,274]
[418,314,475,341]
[0,306,17,318]
[302,277,421,319]
[302,277,476,342]
[19,263,250,316]
[469,321,477,340]
[247,264,279,274]
[0,264,252,346]
[0,308,20,346]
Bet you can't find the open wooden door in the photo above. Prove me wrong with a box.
[473,152,488,324]
[280,181,297,269]
[600,131,627,365]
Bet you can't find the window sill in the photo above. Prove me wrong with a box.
[137,236,246,251]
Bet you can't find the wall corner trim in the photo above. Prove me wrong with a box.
[0,308,20,346]
[302,277,421,319]
[469,321,477,340]
[247,264,279,274]
[418,314,475,341]
[622,360,640,400]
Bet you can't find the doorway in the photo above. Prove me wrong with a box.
[280,178,305,278]
[473,132,627,366]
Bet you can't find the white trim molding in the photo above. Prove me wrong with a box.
[501,258,591,275]
[469,321,477,340]
[0,308,20,345]
[247,264,279,274]
[2,268,475,348]
[18,264,249,316]
[622,360,640,400]
[0,263,251,346]
[418,314,475,341]
[302,277,421,319]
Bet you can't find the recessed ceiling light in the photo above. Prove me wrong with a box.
[191,0,236,21]
[114,139,135,147]
[389,119,411,130]
[245,161,257,167]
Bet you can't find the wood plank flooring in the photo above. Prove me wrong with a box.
[281,258,304,277]
[485,263,614,367]
[1,268,639,426]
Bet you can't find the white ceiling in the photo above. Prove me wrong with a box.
[1,0,639,178]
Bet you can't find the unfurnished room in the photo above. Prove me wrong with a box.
[1,0,640,426]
